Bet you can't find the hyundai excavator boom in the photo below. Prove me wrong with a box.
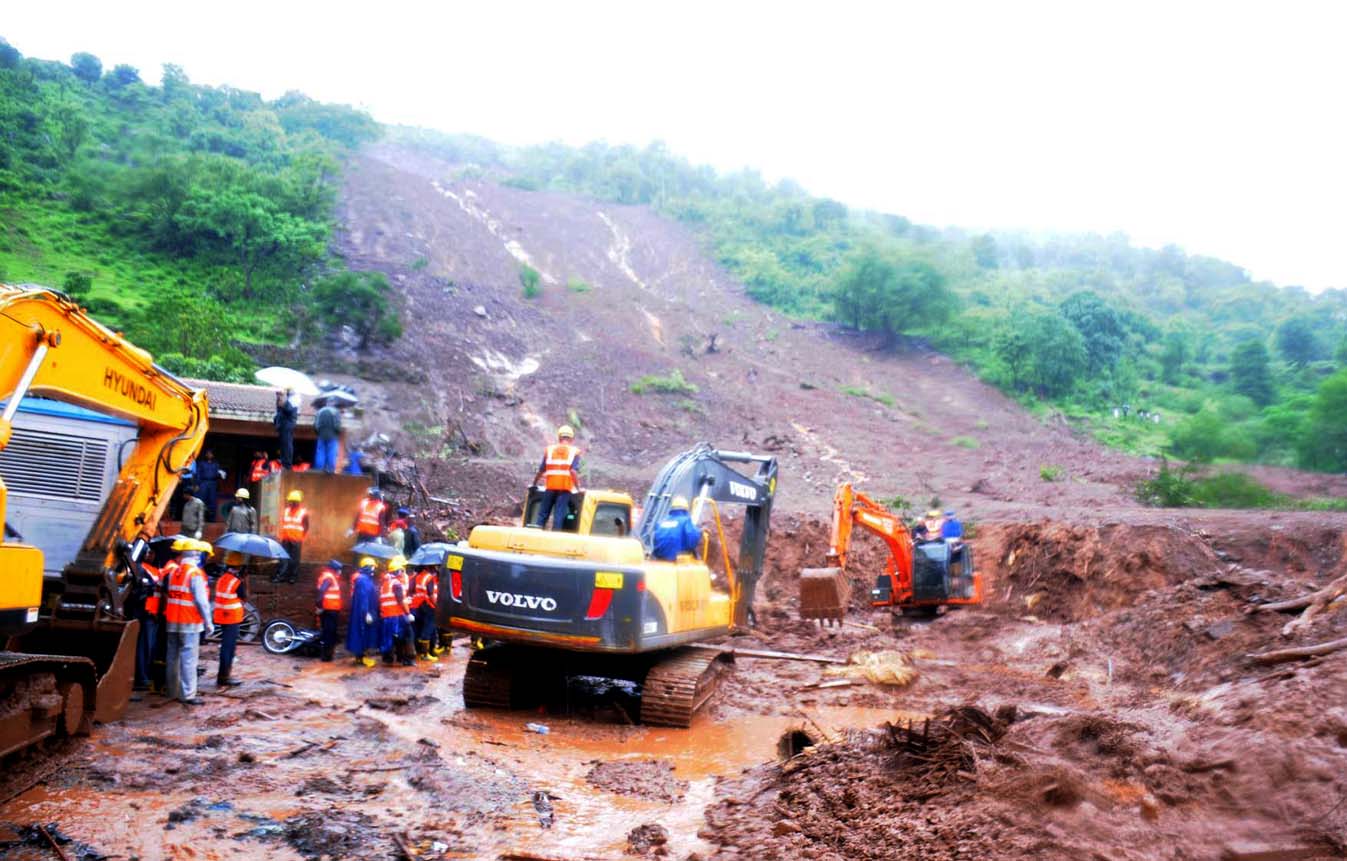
[0,283,208,755]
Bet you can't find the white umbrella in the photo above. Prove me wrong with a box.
[254,367,320,396]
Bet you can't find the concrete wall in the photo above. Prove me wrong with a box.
[257,471,372,572]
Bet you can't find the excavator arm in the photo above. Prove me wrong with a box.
[825,483,913,588]
[0,284,208,750]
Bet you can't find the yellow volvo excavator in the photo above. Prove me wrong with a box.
[0,284,208,755]
[438,444,777,726]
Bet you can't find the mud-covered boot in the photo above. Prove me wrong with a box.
[416,640,438,662]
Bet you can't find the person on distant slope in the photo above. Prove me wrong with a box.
[531,425,582,530]
[652,496,702,561]
[346,558,381,668]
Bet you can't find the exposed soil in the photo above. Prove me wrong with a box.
[587,759,689,803]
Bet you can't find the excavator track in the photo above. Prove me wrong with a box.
[462,651,516,710]
[639,647,731,727]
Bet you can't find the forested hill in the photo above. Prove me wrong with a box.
[0,37,399,381]
[390,127,1347,475]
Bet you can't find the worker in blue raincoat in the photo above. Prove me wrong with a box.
[346,557,381,668]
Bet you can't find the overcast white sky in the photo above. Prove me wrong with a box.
[5,2,1345,289]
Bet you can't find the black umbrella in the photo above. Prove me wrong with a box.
[408,542,457,566]
[313,390,359,408]
[351,540,400,560]
[215,532,291,560]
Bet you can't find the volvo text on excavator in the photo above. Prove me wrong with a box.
[0,284,208,755]
[799,483,981,623]
[436,444,777,726]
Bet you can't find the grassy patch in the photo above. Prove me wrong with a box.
[1134,462,1342,510]
[411,256,429,271]
[840,384,896,408]
[949,435,979,449]
[1039,464,1064,482]
[631,369,698,395]
[566,277,591,294]
[519,264,541,299]
[675,398,705,414]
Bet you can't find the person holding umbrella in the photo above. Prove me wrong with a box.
[379,556,415,667]
[164,538,214,704]
[213,551,248,687]
[277,490,309,584]
[346,557,381,668]
[315,560,343,661]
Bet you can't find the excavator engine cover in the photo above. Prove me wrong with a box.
[799,567,849,624]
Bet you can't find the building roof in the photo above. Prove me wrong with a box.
[183,379,361,428]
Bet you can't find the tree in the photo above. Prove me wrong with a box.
[0,38,21,70]
[133,288,236,358]
[70,52,102,84]
[830,245,955,342]
[1275,317,1325,367]
[1059,291,1126,376]
[105,64,141,89]
[1297,369,1347,471]
[970,234,999,269]
[309,271,402,349]
[1018,312,1087,397]
[519,264,541,298]
[1230,339,1275,406]
[1160,328,1188,385]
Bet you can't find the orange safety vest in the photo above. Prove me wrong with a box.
[411,570,438,609]
[165,563,205,625]
[213,571,244,625]
[543,443,579,492]
[379,574,409,618]
[356,498,386,536]
[249,458,270,483]
[317,568,342,611]
[280,505,309,542]
[142,563,162,615]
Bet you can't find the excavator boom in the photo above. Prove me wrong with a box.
[0,283,208,754]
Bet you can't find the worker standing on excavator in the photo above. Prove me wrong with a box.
[531,425,581,530]
[652,496,702,561]
[164,539,215,705]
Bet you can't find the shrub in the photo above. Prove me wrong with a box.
[410,256,429,271]
[950,436,979,449]
[841,384,895,408]
[631,369,698,395]
[62,270,92,296]
[520,264,541,299]
[1137,462,1283,509]
[1039,464,1063,482]
[566,277,591,294]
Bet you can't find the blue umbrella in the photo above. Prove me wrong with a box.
[215,532,290,560]
[408,542,457,566]
[351,540,400,560]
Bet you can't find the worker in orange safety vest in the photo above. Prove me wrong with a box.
[379,556,415,666]
[410,564,440,662]
[249,451,271,485]
[315,560,344,661]
[276,489,309,584]
[351,487,388,541]
[164,538,215,704]
[212,551,249,687]
[531,425,582,530]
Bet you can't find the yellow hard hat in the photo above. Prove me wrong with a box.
[927,509,942,519]
[191,539,213,555]
[557,424,575,438]
[671,495,690,510]
[235,488,250,499]
[287,490,303,503]
[171,537,193,552]
[359,556,376,569]
[388,554,407,571]
[224,551,245,566]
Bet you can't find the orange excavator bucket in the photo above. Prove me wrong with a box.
[799,566,849,625]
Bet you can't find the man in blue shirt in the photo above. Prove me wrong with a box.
[652,496,702,561]
[941,510,963,540]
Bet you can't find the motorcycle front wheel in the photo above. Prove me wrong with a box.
[262,619,301,654]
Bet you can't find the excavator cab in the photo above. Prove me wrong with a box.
[522,488,633,536]
[873,540,978,606]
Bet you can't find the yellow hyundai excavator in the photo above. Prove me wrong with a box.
[0,284,208,755]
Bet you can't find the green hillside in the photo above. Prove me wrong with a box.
[393,127,1347,476]
[0,37,397,381]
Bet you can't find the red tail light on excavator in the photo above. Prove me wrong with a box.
[449,570,462,601]
[584,588,614,620]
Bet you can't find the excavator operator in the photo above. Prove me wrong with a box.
[652,496,702,561]
[531,425,582,530]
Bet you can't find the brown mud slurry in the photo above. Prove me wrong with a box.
[3,517,1347,859]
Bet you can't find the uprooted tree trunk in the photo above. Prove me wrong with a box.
[1254,572,1347,637]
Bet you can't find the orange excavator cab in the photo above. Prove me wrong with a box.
[799,484,982,623]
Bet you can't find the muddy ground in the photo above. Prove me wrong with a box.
[4,514,1347,860]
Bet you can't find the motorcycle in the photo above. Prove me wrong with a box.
[261,618,323,656]
[203,601,262,644]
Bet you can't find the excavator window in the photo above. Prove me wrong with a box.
[590,502,633,537]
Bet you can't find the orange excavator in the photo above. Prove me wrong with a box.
[800,483,982,622]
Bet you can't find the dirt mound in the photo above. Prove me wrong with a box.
[585,759,687,803]
[976,521,1225,621]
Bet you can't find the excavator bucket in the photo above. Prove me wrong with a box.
[13,618,138,723]
[799,567,849,625]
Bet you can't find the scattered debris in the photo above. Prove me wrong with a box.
[625,822,669,855]
[586,760,687,803]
